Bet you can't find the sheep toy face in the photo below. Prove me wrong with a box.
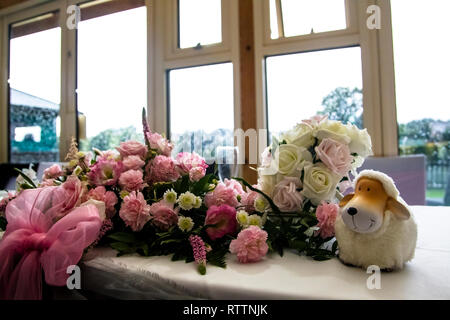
[339,177,410,234]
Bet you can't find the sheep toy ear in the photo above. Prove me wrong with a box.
[385,197,410,220]
[339,193,354,208]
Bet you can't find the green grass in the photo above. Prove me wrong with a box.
[426,189,445,199]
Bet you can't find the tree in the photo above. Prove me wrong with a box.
[319,87,363,128]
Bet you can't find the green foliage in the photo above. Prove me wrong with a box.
[80,126,144,152]
[319,87,363,128]
[0,216,7,231]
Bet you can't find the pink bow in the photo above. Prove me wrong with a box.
[0,187,102,300]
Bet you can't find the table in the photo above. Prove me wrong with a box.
[79,206,450,300]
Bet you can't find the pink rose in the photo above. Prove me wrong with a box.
[240,185,260,212]
[119,191,151,231]
[123,155,145,171]
[204,204,237,240]
[53,175,84,215]
[145,155,180,183]
[230,226,269,263]
[272,177,303,212]
[315,201,339,238]
[175,152,208,181]
[315,138,353,176]
[204,182,239,208]
[146,132,174,156]
[87,186,118,218]
[302,114,328,126]
[119,169,145,192]
[88,157,124,186]
[149,201,179,230]
[43,164,63,180]
[224,178,245,196]
[116,140,148,159]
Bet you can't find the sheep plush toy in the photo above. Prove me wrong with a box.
[335,170,418,271]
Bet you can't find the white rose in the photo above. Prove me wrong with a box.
[275,144,312,176]
[345,124,373,157]
[257,169,283,197]
[301,163,341,205]
[280,123,315,148]
[316,119,351,144]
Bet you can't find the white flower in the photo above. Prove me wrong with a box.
[15,164,39,190]
[80,199,106,221]
[73,165,83,176]
[193,196,202,209]
[280,123,315,148]
[316,119,351,144]
[345,124,373,158]
[248,214,263,227]
[178,191,197,211]
[256,170,282,197]
[301,163,342,205]
[274,144,312,176]
[178,216,194,232]
[0,190,8,201]
[236,210,249,227]
[254,196,269,212]
[163,189,177,204]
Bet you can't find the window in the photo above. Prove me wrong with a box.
[178,0,222,48]
[391,0,450,206]
[168,63,234,162]
[266,47,363,139]
[77,1,147,152]
[8,11,61,163]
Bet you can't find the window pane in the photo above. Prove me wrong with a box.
[271,0,347,39]
[392,0,450,206]
[178,0,222,49]
[77,4,146,152]
[169,63,234,161]
[266,47,363,138]
[9,12,61,163]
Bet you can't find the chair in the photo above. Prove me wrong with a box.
[357,155,426,205]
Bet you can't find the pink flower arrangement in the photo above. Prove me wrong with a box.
[123,155,145,171]
[315,138,353,176]
[119,191,151,232]
[119,169,146,192]
[86,186,118,218]
[240,186,260,212]
[147,132,174,156]
[149,200,179,231]
[145,155,180,183]
[315,201,339,239]
[175,152,208,181]
[204,204,237,240]
[43,164,63,180]
[272,177,303,212]
[229,226,269,263]
[116,140,148,159]
[204,182,240,208]
[88,157,124,186]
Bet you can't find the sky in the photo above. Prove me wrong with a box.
[8,0,450,142]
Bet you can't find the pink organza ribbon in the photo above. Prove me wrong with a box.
[0,187,102,300]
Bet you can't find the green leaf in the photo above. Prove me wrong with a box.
[160,238,183,245]
[110,242,133,253]
[14,168,37,188]
[206,248,227,269]
[0,216,7,231]
[107,232,137,244]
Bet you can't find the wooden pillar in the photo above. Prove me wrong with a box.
[238,0,258,185]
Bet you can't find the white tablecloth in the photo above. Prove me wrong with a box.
[79,206,450,300]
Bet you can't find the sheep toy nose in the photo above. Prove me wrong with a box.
[347,207,358,216]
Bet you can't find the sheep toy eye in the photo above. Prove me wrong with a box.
[367,188,371,192]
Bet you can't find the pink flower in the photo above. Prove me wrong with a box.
[0,191,16,216]
[145,155,180,183]
[88,157,124,186]
[229,226,268,263]
[43,164,63,180]
[189,235,207,274]
[119,191,151,231]
[51,175,85,217]
[149,200,179,230]
[204,204,237,240]
[204,182,240,208]
[91,219,114,247]
[123,155,145,171]
[116,140,148,159]
[146,132,174,156]
[119,169,145,192]
[86,186,118,218]
[175,152,208,181]
[315,201,339,239]
[240,186,260,212]
[272,177,303,212]
[302,114,328,126]
[224,178,245,196]
[339,180,353,194]
[315,138,353,176]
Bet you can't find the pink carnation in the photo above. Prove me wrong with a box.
[145,155,180,183]
[52,175,85,217]
[315,138,353,176]
[240,185,260,212]
[123,155,145,171]
[119,169,145,192]
[116,140,148,159]
[175,152,208,181]
[315,201,339,239]
[189,166,206,182]
[43,164,63,180]
[230,226,269,263]
[204,204,237,240]
[146,132,174,156]
[87,186,118,218]
[224,178,245,196]
[149,201,179,230]
[119,191,151,231]
[88,157,124,186]
[204,182,240,208]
